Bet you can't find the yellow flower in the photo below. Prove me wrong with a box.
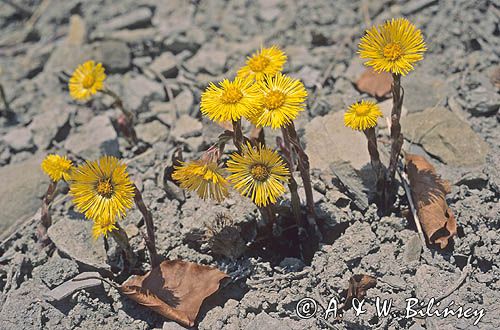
[227,144,290,207]
[41,154,73,182]
[200,77,261,123]
[344,100,383,131]
[358,18,427,76]
[69,60,106,101]
[237,45,287,81]
[92,216,118,239]
[250,73,307,129]
[172,159,229,202]
[69,156,135,226]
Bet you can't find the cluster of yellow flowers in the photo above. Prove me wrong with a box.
[174,45,313,207]
[344,18,426,131]
[41,154,135,238]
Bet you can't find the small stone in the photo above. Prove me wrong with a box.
[403,72,449,112]
[124,224,140,238]
[47,217,109,270]
[64,114,119,160]
[151,89,194,117]
[97,7,153,31]
[186,44,227,75]
[3,127,34,152]
[170,115,202,140]
[403,234,422,262]
[294,66,321,88]
[29,96,71,149]
[121,74,165,112]
[32,255,79,289]
[455,172,489,190]
[92,40,131,73]
[92,28,157,43]
[136,120,169,145]
[163,180,185,203]
[377,98,408,130]
[149,52,178,78]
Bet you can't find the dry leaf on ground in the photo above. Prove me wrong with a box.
[120,260,228,327]
[405,154,457,249]
[356,68,393,98]
[344,274,377,309]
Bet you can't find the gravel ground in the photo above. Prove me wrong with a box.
[0,0,499,329]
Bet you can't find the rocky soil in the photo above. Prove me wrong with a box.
[0,0,499,329]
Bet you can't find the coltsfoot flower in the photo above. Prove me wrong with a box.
[92,216,118,239]
[237,45,287,81]
[69,60,106,101]
[41,154,73,182]
[69,156,134,229]
[200,77,261,123]
[227,144,290,207]
[250,73,307,129]
[358,18,427,76]
[172,159,229,202]
[344,100,383,131]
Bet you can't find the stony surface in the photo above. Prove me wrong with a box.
[0,0,499,329]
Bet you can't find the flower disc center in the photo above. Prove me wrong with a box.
[82,74,96,89]
[251,164,270,182]
[96,178,114,198]
[383,43,402,61]
[264,90,286,110]
[248,55,270,72]
[354,104,371,116]
[221,86,243,104]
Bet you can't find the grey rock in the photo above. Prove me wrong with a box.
[3,127,34,152]
[186,44,227,75]
[401,107,490,167]
[0,155,48,237]
[97,7,153,31]
[149,52,179,78]
[92,40,131,73]
[403,71,449,112]
[403,234,422,262]
[32,255,79,289]
[151,89,194,117]
[464,85,500,116]
[455,172,489,190]
[28,97,71,149]
[136,120,169,144]
[121,73,165,112]
[377,98,408,130]
[47,217,109,270]
[64,114,119,160]
[171,115,202,140]
[294,65,321,88]
[91,28,157,43]
[244,312,307,330]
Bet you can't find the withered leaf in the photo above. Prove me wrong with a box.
[405,154,457,249]
[356,68,393,98]
[120,260,228,327]
[345,274,377,309]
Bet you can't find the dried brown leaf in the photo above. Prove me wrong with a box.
[345,274,377,309]
[120,260,228,327]
[356,68,393,98]
[405,154,457,249]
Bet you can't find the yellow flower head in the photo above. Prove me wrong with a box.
[41,154,73,182]
[237,45,287,81]
[201,77,261,123]
[69,60,106,101]
[172,158,229,202]
[92,216,118,239]
[250,73,307,129]
[344,100,383,131]
[358,18,427,76]
[69,156,135,225]
[227,143,290,207]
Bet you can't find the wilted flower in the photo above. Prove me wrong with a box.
[358,18,427,76]
[227,143,290,207]
[237,45,287,81]
[41,154,73,182]
[69,60,106,101]
[344,100,383,131]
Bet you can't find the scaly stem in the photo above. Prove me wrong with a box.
[101,88,139,144]
[110,224,138,268]
[232,119,244,152]
[0,83,12,116]
[133,185,159,268]
[385,73,404,212]
[38,181,57,244]
[364,127,386,204]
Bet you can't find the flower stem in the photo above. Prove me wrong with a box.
[110,224,138,268]
[0,83,13,118]
[37,181,57,244]
[101,88,139,144]
[232,119,244,152]
[364,127,386,204]
[133,184,159,268]
[385,73,404,212]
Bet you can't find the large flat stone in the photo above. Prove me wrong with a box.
[401,107,490,167]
